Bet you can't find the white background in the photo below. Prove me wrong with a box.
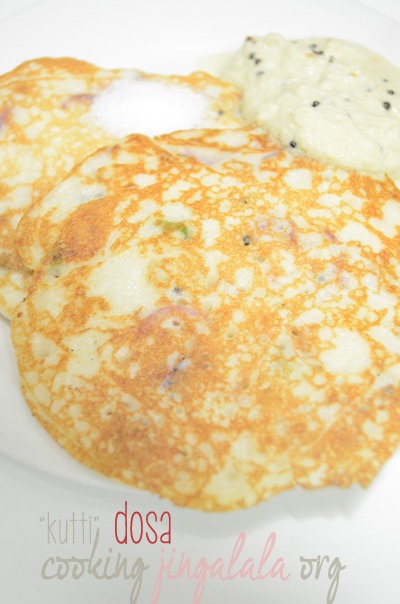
[1,1,400,603]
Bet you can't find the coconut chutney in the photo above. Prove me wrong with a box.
[222,35,400,181]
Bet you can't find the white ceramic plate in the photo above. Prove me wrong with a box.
[1,1,400,602]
